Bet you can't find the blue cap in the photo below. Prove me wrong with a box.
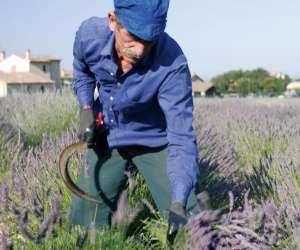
[114,0,169,41]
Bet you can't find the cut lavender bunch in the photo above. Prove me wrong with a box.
[187,191,281,250]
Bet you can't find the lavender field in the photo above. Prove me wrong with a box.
[0,90,300,249]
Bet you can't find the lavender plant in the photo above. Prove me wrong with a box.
[186,191,282,250]
[193,97,300,248]
[0,120,25,183]
[0,89,79,145]
[1,91,300,249]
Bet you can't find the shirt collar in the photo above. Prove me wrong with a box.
[139,38,160,67]
[100,32,115,57]
[139,48,154,67]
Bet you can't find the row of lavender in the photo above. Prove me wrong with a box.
[0,91,79,249]
[0,92,299,249]
[191,98,300,249]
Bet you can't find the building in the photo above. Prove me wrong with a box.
[286,81,300,92]
[191,74,216,97]
[285,81,300,97]
[0,71,54,96]
[268,70,287,80]
[191,73,205,82]
[0,49,61,97]
[60,69,73,87]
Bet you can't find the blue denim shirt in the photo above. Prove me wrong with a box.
[72,17,199,205]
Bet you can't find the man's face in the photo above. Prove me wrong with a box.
[108,12,156,65]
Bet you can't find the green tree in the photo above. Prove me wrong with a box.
[260,77,279,95]
[211,70,244,94]
[235,77,253,96]
[211,68,291,96]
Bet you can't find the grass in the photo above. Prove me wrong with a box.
[11,225,149,250]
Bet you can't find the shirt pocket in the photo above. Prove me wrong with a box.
[122,99,145,115]
[122,88,155,114]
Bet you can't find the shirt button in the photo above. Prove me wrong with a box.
[110,72,114,76]
[110,119,114,123]
[117,82,121,87]
[109,107,113,111]
[110,96,114,101]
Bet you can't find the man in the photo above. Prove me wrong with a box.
[69,0,200,243]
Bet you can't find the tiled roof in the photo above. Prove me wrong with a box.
[15,53,61,62]
[191,74,204,82]
[60,69,73,79]
[0,71,54,85]
[192,80,215,93]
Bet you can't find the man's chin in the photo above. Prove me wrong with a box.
[124,57,141,65]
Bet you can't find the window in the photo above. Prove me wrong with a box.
[27,85,32,93]
[43,65,47,72]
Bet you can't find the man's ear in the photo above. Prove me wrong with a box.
[108,11,117,32]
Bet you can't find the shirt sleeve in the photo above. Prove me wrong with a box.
[72,30,96,108]
[158,58,199,205]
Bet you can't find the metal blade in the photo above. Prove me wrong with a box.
[58,141,102,204]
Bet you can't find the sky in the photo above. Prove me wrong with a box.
[1,0,299,80]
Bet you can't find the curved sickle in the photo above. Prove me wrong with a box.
[59,142,102,204]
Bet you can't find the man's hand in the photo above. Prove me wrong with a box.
[167,202,187,244]
[79,107,96,144]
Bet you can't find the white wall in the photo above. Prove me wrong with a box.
[0,55,29,72]
[0,81,7,97]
